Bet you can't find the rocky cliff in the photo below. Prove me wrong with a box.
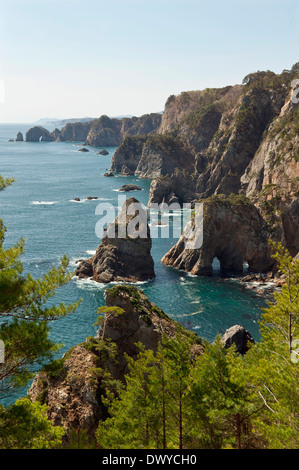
[29,285,202,437]
[111,66,298,212]
[161,194,275,276]
[25,113,162,145]
[26,126,55,142]
[111,65,299,273]
[75,197,155,283]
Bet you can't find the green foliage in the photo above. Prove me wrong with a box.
[43,358,66,381]
[96,335,195,449]
[63,427,96,449]
[0,176,80,448]
[199,193,252,207]
[95,247,299,449]
[262,241,299,355]
[0,398,64,449]
[146,133,182,156]
[165,94,176,108]
[0,176,15,192]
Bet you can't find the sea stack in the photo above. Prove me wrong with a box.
[161,196,275,276]
[16,131,24,141]
[76,197,155,283]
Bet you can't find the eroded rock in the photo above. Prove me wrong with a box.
[75,197,155,283]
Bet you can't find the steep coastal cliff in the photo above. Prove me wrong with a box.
[25,113,161,145]
[111,66,298,208]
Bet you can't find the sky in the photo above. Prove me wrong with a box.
[0,0,298,123]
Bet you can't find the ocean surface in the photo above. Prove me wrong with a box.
[0,123,268,404]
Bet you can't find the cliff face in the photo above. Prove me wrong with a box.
[75,197,155,283]
[46,113,162,145]
[29,285,202,437]
[55,121,93,142]
[111,68,298,215]
[241,83,299,198]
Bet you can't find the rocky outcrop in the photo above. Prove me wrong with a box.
[26,126,55,142]
[110,136,147,173]
[24,113,161,147]
[121,165,134,175]
[111,134,194,179]
[75,197,155,283]
[161,195,274,276]
[78,147,89,152]
[54,121,93,142]
[135,135,194,179]
[28,344,103,435]
[83,113,161,147]
[148,171,198,207]
[221,325,254,354]
[241,81,299,199]
[114,68,298,212]
[29,285,202,437]
[16,131,23,141]
[119,184,142,192]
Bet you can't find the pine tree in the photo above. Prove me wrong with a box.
[0,175,80,448]
[232,242,299,448]
[187,337,260,449]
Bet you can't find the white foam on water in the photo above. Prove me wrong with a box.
[72,276,106,290]
[86,250,96,255]
[31,201,58,205]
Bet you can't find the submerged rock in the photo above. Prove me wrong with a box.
[75,197,155,283]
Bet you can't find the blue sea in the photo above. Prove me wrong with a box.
[0,123,268,403]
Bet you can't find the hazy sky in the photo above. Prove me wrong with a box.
[0,0,298,123]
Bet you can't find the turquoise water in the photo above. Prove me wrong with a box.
[0,124,267,402]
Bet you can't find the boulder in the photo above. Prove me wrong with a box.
[121,165,134,176]
[221,325,254,354]
[78,147,89,152]
[75,197,155,283]
[103,171,115,177]
[97,149,109,155]
[119,184,142,192]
